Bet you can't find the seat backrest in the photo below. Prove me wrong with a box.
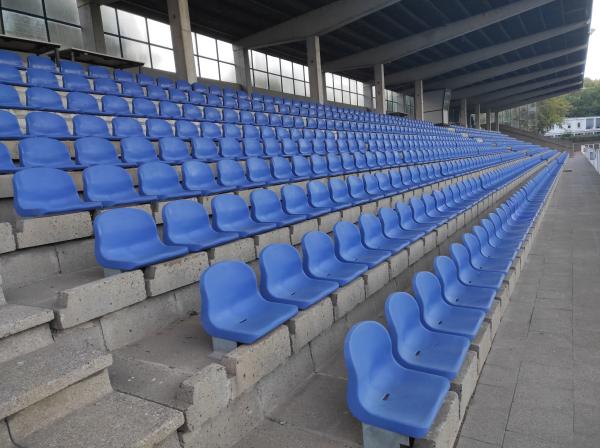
[217,159,246,186]
[212,194,251,227]
[159,137,190,161]
[114,69,135,83]
[191,136,219,160]
[73,114,110,137]
[75,137,119,164]
[83,164,135,199]
[138,161,182,194]
[412,270,444,317]
[147,118,173,138]
[26,87,63,109]
[0,49,23,68]
[250,189,283,221]
[13,167,80,216]
[26,111,69,137]
[121,136,158,163]
[102,95,130,115]
[28,55,55,71]
[163,199,210,237]
[333,221,362,255]
[0,65,23,84]
[301,231,336,271]
[94,78,119,94]
[330,178,351,203]
[19,137,72,168]
[307,180,331,206]
[133,97,158,116]
[0,84,22,107]
[246,157,272,182]
[121,81,144,97]
[88,65,111,79]
[175,120,198,138]
[272,156,293,179]
[259,243,304,290]
[0,110,21,137]
[113,117,144,137]
[62,74,91,92]
[219,137,243,158]
[159,100,181,119]
[281,184,309,211]
[94,208,160,250]
[0,142,15,171]
[26,68,59,88]
[385,292,423,350]
[67,92,100,113]
[358,213,384,243]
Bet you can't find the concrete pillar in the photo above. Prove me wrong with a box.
[77,0,106,53]
[486,108,493,130]
[167,0,196,82]
[362,83,373,110]
[233,46,252,92]
[494,111,500,131]
[414,79,424,121]
[306,36,325,104]
[374,63,385,114]
[475,103,481,129]
[459,98,468,127]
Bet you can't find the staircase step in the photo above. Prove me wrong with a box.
[0,341,112,420]
[0,304,54,339]
[17,391,184,448]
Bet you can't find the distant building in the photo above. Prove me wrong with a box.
[545,117,600,137]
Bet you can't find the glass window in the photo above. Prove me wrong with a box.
[251,51,267,71]
[47,20,82,47]
[100,5,118,34]
[253,70,268,89]
[192,32,237,82]
[282,76,294,94]
[281,59,293,78]
[294,79,305,96]
[45,0,79,24]
[325,72,333,87]
[117,9,147,41]
[2,10,47,40]
[150,45,175,72]
[217,40,234,64]
[267,55,280,75]
[147,19,172,48]
[2,0,43,16]
[219,62,236,83]
[268,73,282,92]
[250,51,309,96]
[104,34,120,57]
[121,38,150,65]
[293,63,304,80]
[196,34,217,59]
[324,72,366,106]
[198,57,219,80]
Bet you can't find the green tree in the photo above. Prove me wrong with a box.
[536,96,571,133]
[564,78,600,117]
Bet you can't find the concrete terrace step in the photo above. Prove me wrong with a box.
[0,340,112,420]
[0,304,54,339]
[15,391,184,448]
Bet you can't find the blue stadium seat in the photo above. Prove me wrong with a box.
[271,156,295,181]
[212,194,277,236]
[59,60,85,75]
[138,161,200,199]
[385,292,470,380]
[114,69,135,83]
[301,231,368,285]
[181,160,232,194]
[67,92,100,113]
[113,117,144,137]
[0,110,22,138]
[137,73,155,86]
[26,112,70,137]
[162,199,239,251]
[0,142,19,173]
[191,136,220,161]
[83,165,156,206]
[62,74,91,92]
[250,189,305,225]
[13,167,101,217]
[147,85,167,100]
[93,78,119,95]
[281,184,330,218]
[449,243,504,290]
[433,256,496,311]
[200,261,298,344]
[201,122,222,138]
[462,233,512,273]
[472,225,517,260]
[0,49,24,68]
[175,120,199,138]
[133,97,158,116]
[26,87,63,110]
[73,114,111,137]
[345,321,450,437]
[75,137,130,166]
[329,178,355,208]
[121,81,144,97]
[307,180,342,210]
[120,137,159,164]
[219,137,244,159]
[147,119,173,138]
[102,95,130,115]
[359,214,409,253]
[159,100,181,118]
[412,271,485,339]
[260,243,338,309]
[159,137,191,163]
[395,202,435,234]
[157,77,174,89]
[88,65,111,79]
[217,159,257,188]
[27,55,54,71]
[26,68,59,88]
[246,157,277,185]
[0,84,23,107]
[333,221,391,267]
[0,65,24,85]
[19,137,83,169]
[347,176,371,203]
[379,207,424,241]
[94,208,188,270]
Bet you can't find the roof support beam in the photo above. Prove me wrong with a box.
[385,20,587,86]
[472,73,582,105]
[487,81,582,109]
[427,43,588,90]
[496,86,581,111]
[323,0,555,72]
[234,0,401,49]
[452,60,585,100]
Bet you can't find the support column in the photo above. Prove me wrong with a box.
[459,98,468,127]
[475,103,481,129]
[362,83,373,109]
[77,0,106,53]
[414,79,424,121]
[486,108,493,130]
[167,0,196,83]
[374,63,385,114]
[306,36,324,104]
[233,46,252,92]
[494,111,500,131]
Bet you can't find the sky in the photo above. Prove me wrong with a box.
[585,0,600,79]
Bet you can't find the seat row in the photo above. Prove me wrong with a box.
[344,155,565,439]
[13,152,524,217]
[0,133,500,173]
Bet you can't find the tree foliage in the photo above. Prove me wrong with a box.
[536,96,572,133]
[563,78,600,117]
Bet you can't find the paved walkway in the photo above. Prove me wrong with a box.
[457,152,600,448]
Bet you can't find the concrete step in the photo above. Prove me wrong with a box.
[15,391,184,448]
[0,304,54,339]
[0,340,112,420]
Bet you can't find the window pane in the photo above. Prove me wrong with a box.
[267,55,280,75]
[100,6,118,34]
[294,79,305,96]
[2,11,47,40]
[351,93,357,105]
[104,34,121,57]
[341,76,349,91]
[325,72,333,87]
[251,51,267,71]
[148,19,172,48]
[334,89,342,103]
[121,39,150,65]
[2,0,43,16]
[357,81,363,92]
[304,66,309,81]
[358,95,364,107]
[196,34,217,59]
[281,59,293,78]
[305,82,310,98]
[217,40,234,63]
[117,10,147,41]
[45,0,80,25]
[333,74,341,89]
[326,87,334,101]
[282,76,294,94]
[199,57,219,80]
[151,45,175,72]
[253,70,268,89]
[268,73,282,92]
[293,63,304,80]
[342,90,349,104]
[219,62,236,82]
[48,21,82,47]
